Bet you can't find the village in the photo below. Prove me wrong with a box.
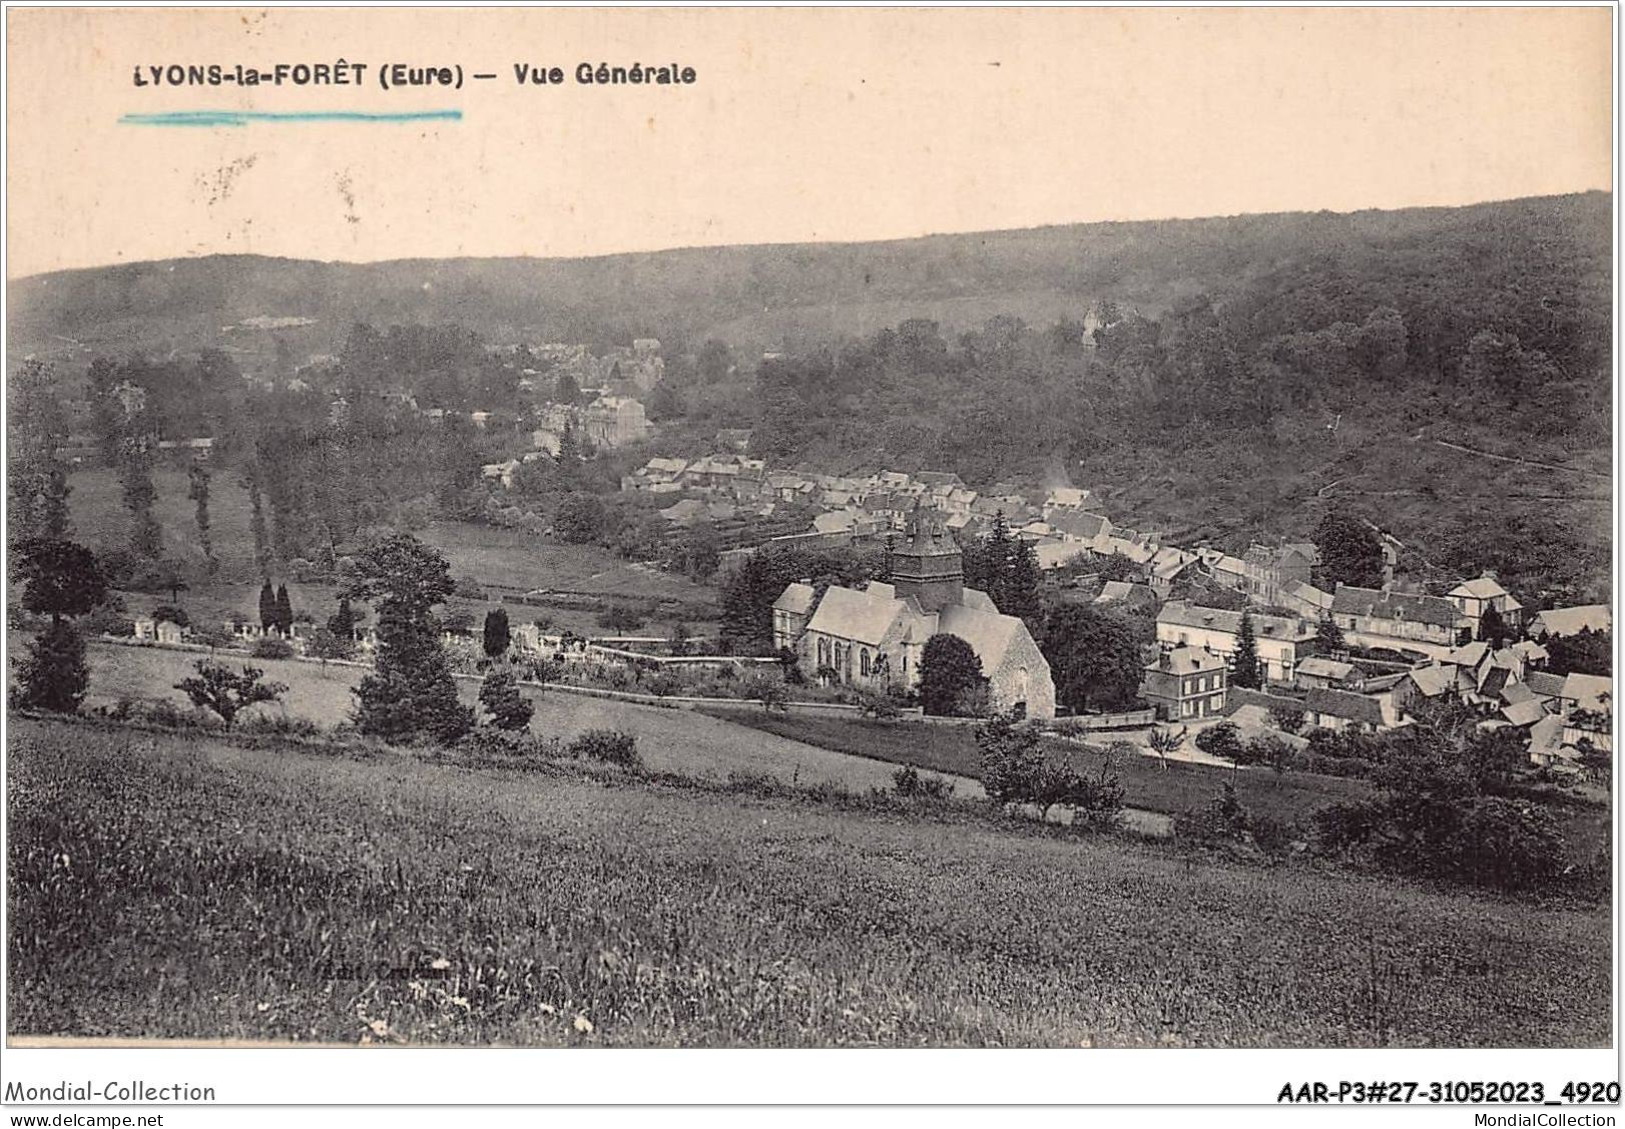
[87,326,1610,783]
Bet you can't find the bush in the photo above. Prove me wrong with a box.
[1194,721,1246,762]
[567,728,640,768]
[251,636,295,660]
[892,764,955,800]
[17,620,90,713]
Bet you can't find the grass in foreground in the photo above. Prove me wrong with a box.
[8,716,1609,1047]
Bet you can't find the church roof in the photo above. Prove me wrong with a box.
[804,586,904,646]
[936,604,1025,672]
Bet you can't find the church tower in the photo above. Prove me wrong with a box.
[892,502,964,613]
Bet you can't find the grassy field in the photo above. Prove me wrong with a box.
[71,641,917,795]
[701,711,1378,827]
[59,467,719,638]
[417,521,714,605]
[8,715,1609,1047]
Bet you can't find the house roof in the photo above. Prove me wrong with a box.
[1331,585,1462,629]
[1500,680,1538,707]
[1298,657,1355,681]
[1524,670,1568,698]
[1531,604,1611,638]
[1147,646,1226,676]
[1501,699,1549,728]
[1510,640,1551,664]
[1446,641,1489,667]
[1157,601,1314,642]
[773,583,816,616]
[1529,713,1566,757]
[1045,487,1091,508]
[1049,510,1111,541]
[1094,580,1134,604]
[1562,673,1613,713]
[1451,576,1510,600]
[1408,666,1451,697]
[1305,687,1385,727]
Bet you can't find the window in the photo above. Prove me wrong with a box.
[860,650,871,677]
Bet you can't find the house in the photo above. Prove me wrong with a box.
[1155,601,1317,684]
[1529,604,1611,639]
[1093,580,1159,614]
[773,504,1056,718]
[1049,510,1112,546]
[1524,671,1613,717]
[1448,575,1525,635]
[1303,687,1386,733]
[1294,656,1357,691]
[481,460,522,489]
[1242,543,1318,606]
[1141,647,1227,722]
[581,396,651,448]
[1042,486,1093,516]
[1330,584,1465,651]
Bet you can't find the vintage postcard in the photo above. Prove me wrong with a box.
[3,3,1615,1115]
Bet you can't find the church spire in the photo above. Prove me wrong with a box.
[892,501,964,613]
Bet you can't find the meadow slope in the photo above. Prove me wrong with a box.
[7,716,1611,1048]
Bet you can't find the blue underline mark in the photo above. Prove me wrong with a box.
[119,109,463,128]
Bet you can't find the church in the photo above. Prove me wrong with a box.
[771,504,1056,718]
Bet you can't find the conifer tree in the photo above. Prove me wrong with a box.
[1232,610,1262,689]
[275,584,295,635]
[258,583,278,633]
[328,596,357,641]
[483,608,512,658]
[342,533,473,745]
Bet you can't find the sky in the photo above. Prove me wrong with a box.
[4,6,1614,279]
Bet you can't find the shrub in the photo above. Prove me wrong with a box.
[892,764,955,800]
[1194,721,1245,762]
[568,729,640,768]
[858,692,903,721]
[479,669,535,731]
[1268,705,1306,734]
[251,636,295,660]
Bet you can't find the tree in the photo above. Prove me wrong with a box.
[1316,614,1346,653]
[174,661,287,730]
[1313,509,1383,590]
[187,461,216,573]
[16,538,107,623]
[307,626,352,668]
[340,533,473,745]
[118,433,163,559]
[259,583,278,634]
[669,621,692,657]
[975,709,1045,805]
[1146,725,1187,771]
[275,584,295,636]
[1231,611,1262,689]
[17,621,91,713]
[1193,721,1245,762]
[918,633,988,717]
[1040,604,1145,713]
[479,669,534,730]
[1545,627,1611,677]
[554,492,607,544]
[15,539,105,714]
[1005,536,1043,624]
[328,597,358,641]
[1268,705,1306,735]
[1477,604,1509,649]
[8,359,72,545]
[483,608,512,658]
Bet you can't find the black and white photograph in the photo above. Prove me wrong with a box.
[2,2,1616,1113]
